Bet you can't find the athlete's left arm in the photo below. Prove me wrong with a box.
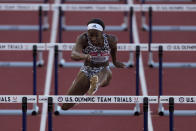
[108,35,125,68]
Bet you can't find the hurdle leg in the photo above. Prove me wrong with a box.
[22,97,27,131]
[127,7,134,67]
[169,97,174,131]
[143,97,148,131]
[38,7,44,67]
[48,97,53,131]
[133,103,140,115]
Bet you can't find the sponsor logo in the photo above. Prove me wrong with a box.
[39,98,48,102]
[160,98,169,102]
[132,97,139,103]
[27,97,36,102]
[179,97,185,103]
[149,98,157,102]
[57,97,63,102]
[12,96,18,102]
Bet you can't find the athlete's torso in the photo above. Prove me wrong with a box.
[82,33,111,67]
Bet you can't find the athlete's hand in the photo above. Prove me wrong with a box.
[114,61,126,68]
[85,54,91,62]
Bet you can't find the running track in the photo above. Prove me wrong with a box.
[0,0,196,131]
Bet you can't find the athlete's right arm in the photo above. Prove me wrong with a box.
[71,33,91,61]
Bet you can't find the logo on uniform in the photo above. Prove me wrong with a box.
[92,25,97,28]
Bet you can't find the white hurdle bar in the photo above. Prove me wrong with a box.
[64,0,121,2]
[51,4,196,12]
[159,96,196,116]
[141,3,196,31]
[0,3,49,31]
[0,43,46,67]
[1,43,196,67]
[59,2,128,31]
[1,43,196,51]
[54,43,196,51]
[0,95,37,115]
[0,3,195,30]
[139,0,195,2]
[52,3,196,31]
[0,3,196,12]
[39,95,158,116]
[53,43,196,68]
[0,0,45,1]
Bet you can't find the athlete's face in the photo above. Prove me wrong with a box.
[87,29,103,46]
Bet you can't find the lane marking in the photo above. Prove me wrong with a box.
[39,0,60,131]
[128,0,154,131]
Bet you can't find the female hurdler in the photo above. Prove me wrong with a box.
[62,18,125,110]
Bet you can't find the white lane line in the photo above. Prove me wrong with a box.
[128,0,154,131]
[39,0,60,131]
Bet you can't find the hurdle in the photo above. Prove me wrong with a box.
[156,45,196,116]
[62,0,121,2]
[60,0,128,31]
[0,1,49,31]
[145,5,196,68]
[0,4,50,67]
[0,95,37,131]
[51,44,164,116]
[38,95,158,131]
[0,0,46,1]
[139,0,195,2]
[53,44,145,115]
[141,3,196,31]
[56,4,138,67]
[160,96,196,127]
[0,43,46,115]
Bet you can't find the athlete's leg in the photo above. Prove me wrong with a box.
[88,67,112,95]
[97,67,112,87]
[62,71,90,110]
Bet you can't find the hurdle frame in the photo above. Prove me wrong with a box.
[141,1,196,32]
[39,96,156,131]
[138,0,195,3]
[0,1,49,31]
[146,7,196,68]
[39,95,157,117]
[0,0,46,1]
[157,46,196,116]
[63,0,121,2]
[0,95,37,131]
[0,95,38,116]
[158,96,196,116]
[0,4,50,67]
[0,44,43,115]
[53,44,143,116]
[60,0,129,31]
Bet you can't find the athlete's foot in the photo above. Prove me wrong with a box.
[88,75,99,95]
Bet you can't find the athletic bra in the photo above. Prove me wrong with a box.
[82,33,111,64]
